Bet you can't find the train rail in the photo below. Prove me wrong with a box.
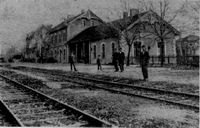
[15,65,197,111]
[0,74,113,127]
[1,66,199,110]
[57,73,199,110]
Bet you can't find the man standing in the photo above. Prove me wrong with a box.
[69,53,77,71]
[112,48,119,72]
[97,55,102,71]
[118,48,125,72]
[140,45,150,81]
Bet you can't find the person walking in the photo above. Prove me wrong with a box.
[69,53,77,71]
[140,45,150,81]
[97,55,102,71]
[118,48,125,72]
[112,48,119,72]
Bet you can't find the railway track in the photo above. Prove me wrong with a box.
[17,66,197,111]
[1,66,199,110]
[57,73,199,110]
[0,74,113,127]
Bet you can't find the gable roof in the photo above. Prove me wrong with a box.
[127,10,179,35]
[67,24,119,44]
[49,9,104,34]
[110,12,147,31]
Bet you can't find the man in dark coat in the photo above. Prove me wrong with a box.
[140,45,150,81]
[112,48,119,72]
[97,55,102,71]
[118,48,125,72]
[69,53,77,71]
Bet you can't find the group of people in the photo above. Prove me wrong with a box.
[112,45,150,81]
[68,45,150,81]
[113,48,125,72]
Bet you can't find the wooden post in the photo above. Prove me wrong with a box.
[152,56,154,65]
[83,42,85,63]
[168,56,169,64]
[89,42,91,64]
[76,44,78,63]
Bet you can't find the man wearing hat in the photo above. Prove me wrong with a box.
[140,45,150,81]
[118,48,125,72]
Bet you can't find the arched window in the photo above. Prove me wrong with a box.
[93,45,96,59]
[112,43,115,55]
[64,49,66,60]
[91,21,95,26]
[102,44,105,58]
[54,50,57,57]
[83,19,86,26]
[59,33,62,43]
[55,34,57,43]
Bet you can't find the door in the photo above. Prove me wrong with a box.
[134,41,141,63]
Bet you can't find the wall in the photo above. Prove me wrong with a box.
[90,38,118,64]
[67,18,102,41]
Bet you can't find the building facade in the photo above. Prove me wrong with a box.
[47,9,104,63]
[45,9,180,65]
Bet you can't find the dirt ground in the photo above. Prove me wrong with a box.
[6,62,199,86]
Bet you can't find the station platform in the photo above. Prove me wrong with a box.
[2,62,199,86]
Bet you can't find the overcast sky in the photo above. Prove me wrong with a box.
[0,0,193,54]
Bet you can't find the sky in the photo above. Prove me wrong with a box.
[0,0,195,54]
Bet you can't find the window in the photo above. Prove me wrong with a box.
[53,35,55,44]
[50,51,53,57]
[102,44,105,58]
[64,49,66,60]
[50,35,53,44]
[91,21,94,26]
[55,34,57,43]
[59,33,62,43]
[54,50,57,57]
[63,30,66,41]
[64,30,67,41]
[83,19,86,26]
[112,43,115,55]
[93,45,96,59]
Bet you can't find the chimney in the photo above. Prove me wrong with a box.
[81,9,85,14]
[130,9,139,17]
[67,15,74,19]
[123,12,128,19]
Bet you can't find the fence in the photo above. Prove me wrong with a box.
[130,55,199,67]
[176,55,199,67]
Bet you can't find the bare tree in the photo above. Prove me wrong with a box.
[176,0,200,35]
[136,0,180,66]
[24,24,52,62]
[104,0,143,66]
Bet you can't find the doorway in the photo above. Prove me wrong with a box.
[134,41,141,63]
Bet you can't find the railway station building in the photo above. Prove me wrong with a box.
[46,9,179,64]
[47,9,104,63]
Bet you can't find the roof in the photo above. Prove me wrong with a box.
[110,12,147,31]
[49,13,82,34]
[127,10,179,36]
[67,24,119,44]
[177,35,199,42]
[49,9,104,34]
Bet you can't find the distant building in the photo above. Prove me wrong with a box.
[24,25,52,62]
[176,35,199,56]
[176,35,199,66]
